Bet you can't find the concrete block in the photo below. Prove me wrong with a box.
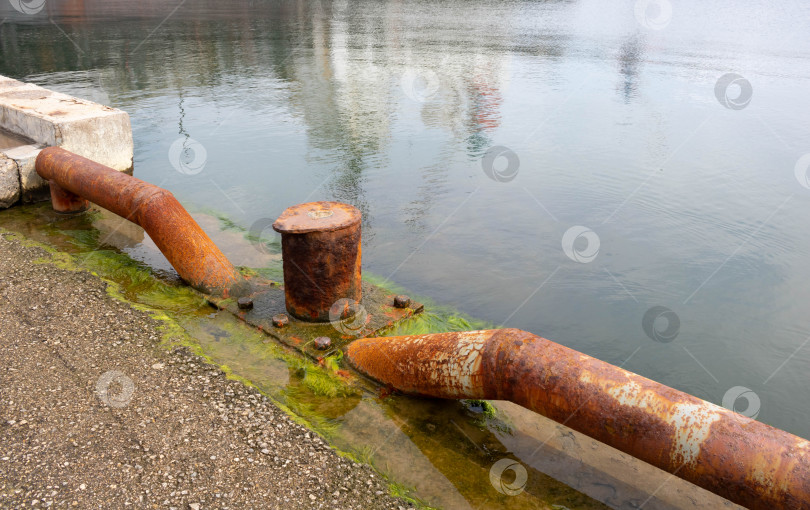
[0,154,20,209]
[4,143,45,203]
[0,74,134,208]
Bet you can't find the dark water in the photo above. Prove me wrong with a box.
[2,0,810,505]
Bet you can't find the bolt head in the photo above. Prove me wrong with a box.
[237,297,254,310]
[314,337,332,350]
[272,314,289,328]
[393,295,411,308]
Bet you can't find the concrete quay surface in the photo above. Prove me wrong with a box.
[0,232,413,510]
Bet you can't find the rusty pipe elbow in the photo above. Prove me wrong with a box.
[135,190,248,297]
[35,147,247,297]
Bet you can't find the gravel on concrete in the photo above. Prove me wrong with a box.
[0,232,416,510]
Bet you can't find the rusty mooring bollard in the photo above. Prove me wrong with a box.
[273,201,362,322]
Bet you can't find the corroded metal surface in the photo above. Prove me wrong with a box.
[209,277,423,360]
[347,329,810,509]
[273,201,362,322]
[273,201,361,234]
[48,180,88,214]
[36,147,247,297]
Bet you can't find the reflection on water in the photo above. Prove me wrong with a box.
[2,0,810,506]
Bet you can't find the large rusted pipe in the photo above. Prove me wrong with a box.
[36,147,248,297]
[347,329,810,509]
[273,201,362,322]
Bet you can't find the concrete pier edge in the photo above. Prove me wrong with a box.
[0,74,133,208]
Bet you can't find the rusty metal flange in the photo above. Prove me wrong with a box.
[208,274,422,360]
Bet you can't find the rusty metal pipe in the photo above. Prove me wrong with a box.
[36,147,247,297]
[347,329,810,509]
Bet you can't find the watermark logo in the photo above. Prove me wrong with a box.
[642,306,680,343]
[9,0,46,15]
[332,0,348,17]
[794,154,810,190]
[634,0,672,30]
[715,73,753,110]
[482,146,520,183]
[96,370,135,408]
[401,68,440,103]
[328,298,368,336]
[85,70,111,106]
[248,218,280,255]
[722,386,761,421]
[313,0,348,19]
[168,137,207,176]
[489,458,528,496]
[561,226,600,263]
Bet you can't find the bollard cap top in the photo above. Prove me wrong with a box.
[273,201,361,234]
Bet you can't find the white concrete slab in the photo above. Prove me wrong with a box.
[0,74,134,208]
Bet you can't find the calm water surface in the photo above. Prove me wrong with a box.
[2,0,810,506]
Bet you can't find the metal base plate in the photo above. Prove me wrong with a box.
[208,276,423,359]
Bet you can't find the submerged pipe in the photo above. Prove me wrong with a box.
[36,147,247,297]
[348,329,810,509]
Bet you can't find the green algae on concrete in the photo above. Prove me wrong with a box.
[0,203,608,510]
[0,216,434,504]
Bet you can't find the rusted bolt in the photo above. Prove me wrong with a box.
[273,201,362,322]
[393,295,411,309]
[272,313,289,328]
[237,297,253,310]
[314,336,332,350]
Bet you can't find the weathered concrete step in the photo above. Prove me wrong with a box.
[0,74,133,208]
